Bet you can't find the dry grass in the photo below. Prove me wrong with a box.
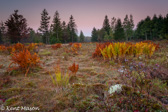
[0,41,168,111]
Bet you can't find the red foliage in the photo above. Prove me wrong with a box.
[8,49,41,76]
[92,42,110,58]
[69,42,73,46]
[68,63,79,74]
[0,45,7,52]
[51,43,62,50]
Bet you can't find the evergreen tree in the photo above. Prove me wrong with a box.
[68,15,77,42]
[5,10,28,43]
[0,22,6,43]
[97,29,105,42]
[0,29,2,44]
[123,14,134,41]
[111,17,116,32]
[39,9,50,44]
[103,15,110,35]
[104,32,109,41]
[79,31,85,42]
[51,11,62,43]
[62,21,69,43]
[91,27,98,42]
[114,18,125,40]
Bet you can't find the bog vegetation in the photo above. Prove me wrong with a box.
[0,9,168,112]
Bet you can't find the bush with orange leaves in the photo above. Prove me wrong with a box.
[92,42,110,58]
[27,43,38,51]
[68,42,73,46]
[68,63,79,74]
[71,43,82,54]
[6,43,25,53]
[51,43,62,50]
[8,49,41,76]
[0,45,7,52]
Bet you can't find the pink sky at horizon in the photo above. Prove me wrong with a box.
[0,0,168,36]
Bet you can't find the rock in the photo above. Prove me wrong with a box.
[108,84,122,94]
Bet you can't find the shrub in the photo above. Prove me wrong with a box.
[0,45,6,52]
[49,65,69,89]
[71,43,82,54]
[51,43,62,50]
[92,42,110,58]
[96,42,158,61]
[8,49,41,76]
[69,63,79,75]
[26,43,38,51]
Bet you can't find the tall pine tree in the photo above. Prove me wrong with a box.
[39,9,50,44]
[123,14,134,41]
[5,10,28,43]
[51,11,62,43]
[62,21,69,43]
[0,21,5,43]
[103,15,110,35]
[114,18,125,40]
[79,31,85,42]
[68,15,77,42]
[91,27,98,42]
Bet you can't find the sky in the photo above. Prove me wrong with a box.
[0,0,168,36]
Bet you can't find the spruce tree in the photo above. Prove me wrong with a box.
[123,15,134,41]
[114,18,125,40]
[91,27,98,42]
[62,21,69,43]
[0,22,5,43]
[5,10,28,43]
[39,9,50,44]
[79,31,85,42]
[68,15,77,42]
[51,11,62,43]
[0,29,2,44]
[111,17,116,33]
[103,15,110,35]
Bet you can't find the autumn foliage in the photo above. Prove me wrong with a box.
[51,43,62,50]
[8,49,40,76]
[69,42,73,46]
[93,41,159,61]
[71,43,82,54]
[92,42,110,58]
[27,43,38,51]
[68,63,79,74]
[0,45,6,52]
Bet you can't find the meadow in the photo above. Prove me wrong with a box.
[0,40,168,112]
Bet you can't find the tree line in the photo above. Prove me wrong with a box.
[0,9,85,44]
[0,9,168,44]
[91,13,168,42]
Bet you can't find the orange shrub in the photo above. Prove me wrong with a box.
[8,49,40,76]
[68,63,79,74]
[0,45,7,52]
[7,46,16,53]
[71,43,82,54]
[69,42,73,46]
[27,43,38,51]
[13,43,25,51]
[92,42,110,58]
[51,43,62,50]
